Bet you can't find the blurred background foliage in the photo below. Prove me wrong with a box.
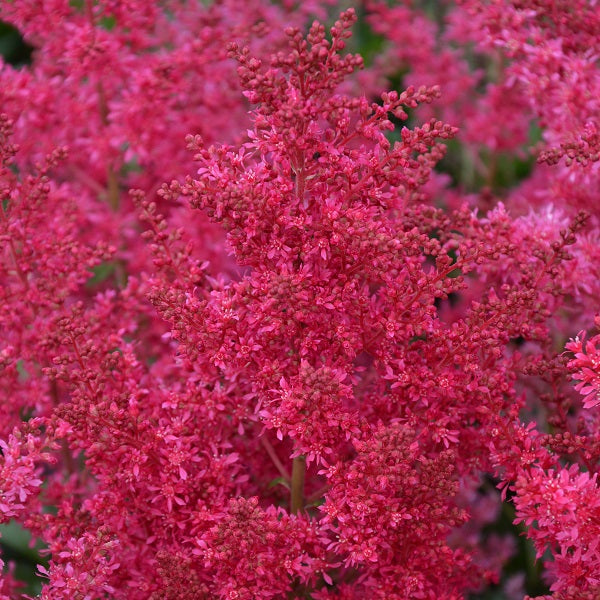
[1,19,43,599]
[0,20,32,67]
[0,6,548,599]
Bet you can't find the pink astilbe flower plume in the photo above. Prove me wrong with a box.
[566,317,600,410]
[1,3,600,599]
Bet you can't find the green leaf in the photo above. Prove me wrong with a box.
[0,521,44,563]
[86,261,116,287]
[99,16,116,31]
[268,477,290,491]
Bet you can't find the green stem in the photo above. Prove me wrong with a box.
[261,436,291,481]
[97,81,120,211]
[290,455,306,515]
[106,165,120,212]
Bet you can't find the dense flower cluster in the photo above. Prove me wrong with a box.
[1,2,599,599]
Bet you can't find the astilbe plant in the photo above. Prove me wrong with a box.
[1,2,600,600]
